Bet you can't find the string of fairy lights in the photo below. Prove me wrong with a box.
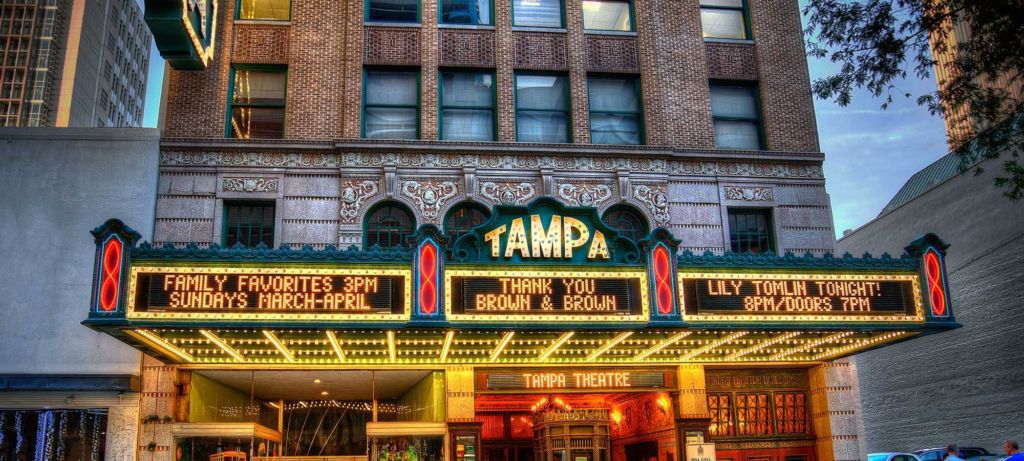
[127,328,913,366]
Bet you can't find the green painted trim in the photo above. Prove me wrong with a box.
[221,199,277,247]
[363,200,418,249]
[438,0,495,26]
[586,74,645,145]
[511,0,566,28]
[582,0,635,32]
[235,0,292,21]
[361,67,422,139]
[438,70,497,141]
[513,72,572,143]
[365,0,422,23]
[225,64,289,139]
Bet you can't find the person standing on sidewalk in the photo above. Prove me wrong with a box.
[945,445,966,461]
[1005,441,1023,461]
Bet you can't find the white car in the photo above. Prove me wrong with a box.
[869,453,921,461]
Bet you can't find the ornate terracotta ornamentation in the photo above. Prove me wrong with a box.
[557,182,613,207]
[222,177,279,192]
[401,180,459,222]
[339,179,379,224]
[480,181,537,205]
[724,186,774,201]
[632,183,670,226]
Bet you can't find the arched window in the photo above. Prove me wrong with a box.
[364,202,416,248]
[444,203,491,253]
[602,205,649,242]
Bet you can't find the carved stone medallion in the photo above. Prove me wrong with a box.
[632,184,670,226]
[724,186,774,201]
[339,179,379,224]
[401,180,459,222]
[480,181,537,205]
[557,182,613,207]
[222,177,279,192]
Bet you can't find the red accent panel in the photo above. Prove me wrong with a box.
[418,242,438,315]
[653,246,674,315]
[98,238,123,312]
[924,250,947,316]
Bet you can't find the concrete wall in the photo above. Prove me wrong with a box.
[836,157,1024,452]
[0,127,160,374]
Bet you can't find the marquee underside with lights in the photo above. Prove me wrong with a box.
[84,200,959,368]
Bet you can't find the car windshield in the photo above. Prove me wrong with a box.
[869,455,890,461]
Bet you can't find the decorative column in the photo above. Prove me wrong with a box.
[809,359,865,461]
[675,365,711,461]
[136,355,180,461]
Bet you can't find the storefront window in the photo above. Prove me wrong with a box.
[0,410,108,461]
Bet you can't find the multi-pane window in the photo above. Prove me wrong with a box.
[440,71,495,141]
[710,83,763,149]
[224,201,275,248]
[441,0,491,25]
[588,76,642,145]
[774,393,810,434]
[602,206,648,242]
[735,393,771,436]
[700,0,749,40]
[707,394,733,437]
[513,0,562,28]
[229,67,286,139]
[364,203,416,248]
[444,203,491,257]
[728,208,774,254]
[515,74,569,143]
[237,0,290,20]
[363,70,419,139]
[366,0,419,22]
[582,0,632,31]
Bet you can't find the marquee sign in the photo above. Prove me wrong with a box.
[145,0,218,69]
[478,369,674,393]
[680,272,922,322]
[445,268,649,322]
[127,266,410,321]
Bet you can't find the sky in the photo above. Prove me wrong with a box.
[138,4,952,239]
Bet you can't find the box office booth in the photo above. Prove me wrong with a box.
[83,199,958,461]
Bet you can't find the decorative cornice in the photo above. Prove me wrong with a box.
[131,242,412,262]
[222,177,279,192]
[724,186,773,201]
[677,250,918,270]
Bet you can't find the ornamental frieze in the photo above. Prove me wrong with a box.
[724,186,774,201]
[400,179,459,222]
[480,181,537,205]
[160,151,824,179]
[222,177,279,192]
[557,182,613,207]
[632,183,670,226]
[339,179,380,224]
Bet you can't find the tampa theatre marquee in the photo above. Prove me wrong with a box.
[83,198,957,460]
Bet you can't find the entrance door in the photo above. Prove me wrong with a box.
[625,441,659,461]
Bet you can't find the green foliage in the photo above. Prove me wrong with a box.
[804,0,1024,199]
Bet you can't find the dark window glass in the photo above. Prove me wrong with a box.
[363,70,419,139]
[224,201,276,247]
[516,74,569,143]
[728,208,773,254]
[710,83,762,149]
[444,203,490,257]
[229,68,286,139]
[513,0,562,27]
[588,76,642,145]
[582,0,631,31]
[441,0,491,25]
[602,206,648,242]
[440,72,495,141]
[0,410,108,461]
[700,0,748,39]
[367,0,418,22]
[238,0,290,20]
[365,204,416,248]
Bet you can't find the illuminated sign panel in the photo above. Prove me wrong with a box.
[680,272,923,322]
[127,266,410,320]
[480,369,672,392]
[446,268,649,321]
